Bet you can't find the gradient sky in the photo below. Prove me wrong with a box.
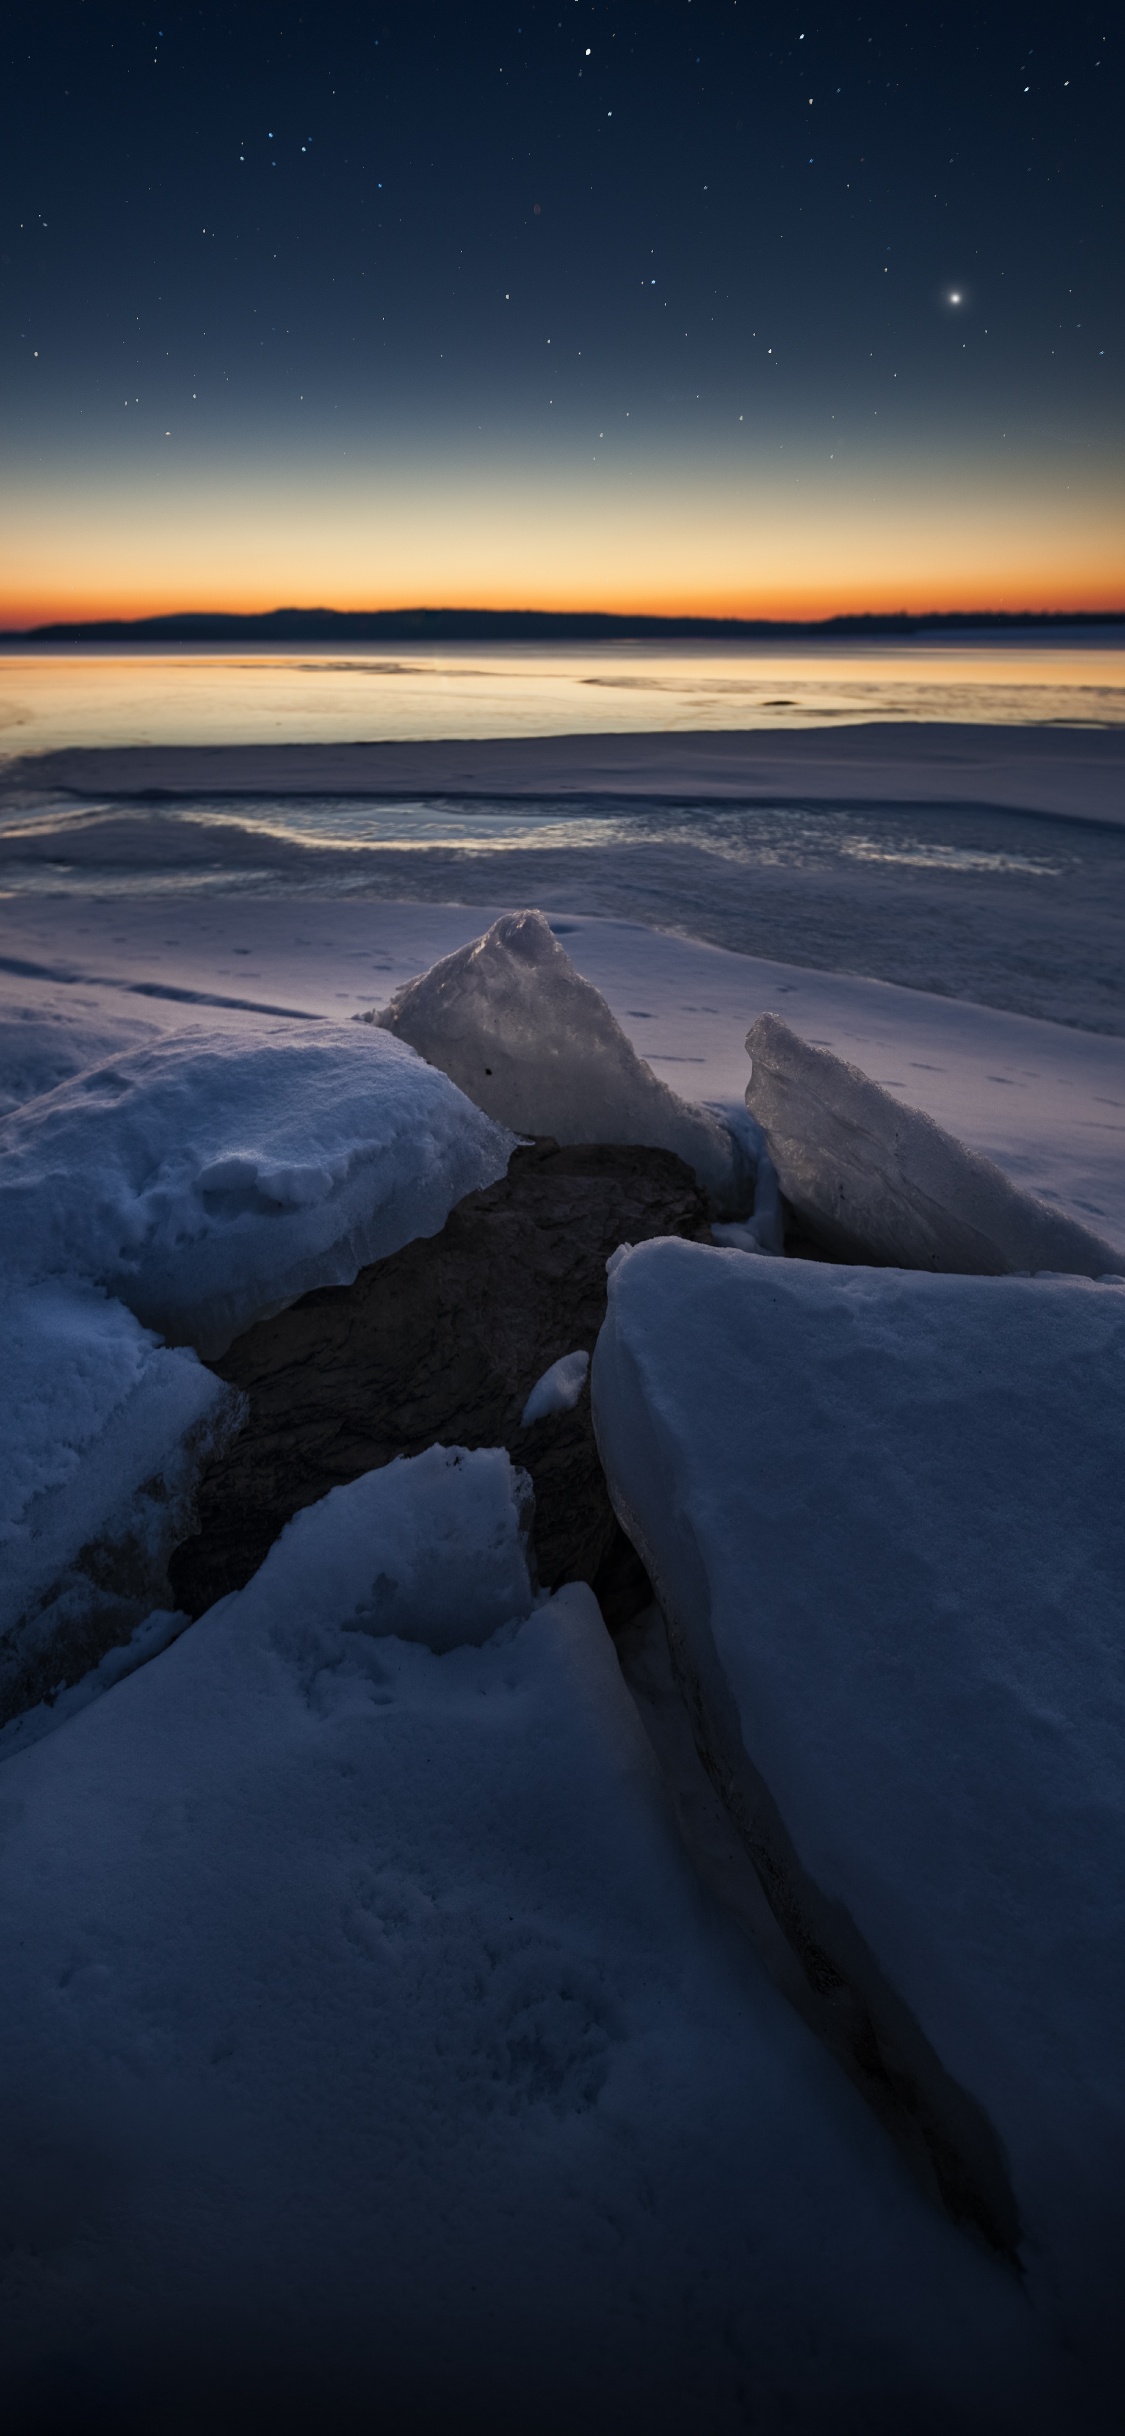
[2,0,1122,623]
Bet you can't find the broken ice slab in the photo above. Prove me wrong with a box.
[0,1440,1071,2425]
[0,1019,515,1356]
[371,909,748,1210]
[745,1011,1121,1276]
[0,1282,240,1727]
[592,1238,1125,2381]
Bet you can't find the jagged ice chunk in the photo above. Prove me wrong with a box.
[372,909,746,1209]
[745,1011,1120,1274]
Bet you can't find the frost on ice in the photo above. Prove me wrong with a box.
[746,1012,1121,1275]
[372,909,747,1209]
[592,1238,1125,2382]
[0,1019,516,1355]
[0,1281,239,1728]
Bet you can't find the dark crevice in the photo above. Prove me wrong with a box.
[168,1139,708,1624]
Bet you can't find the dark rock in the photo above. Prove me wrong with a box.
[168,1140,711,1627]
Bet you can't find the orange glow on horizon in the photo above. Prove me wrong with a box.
[5,572,1124,631]
[3,451,1123,630]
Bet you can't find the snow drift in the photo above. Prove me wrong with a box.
[372,909,747,1209]
[746,1011,1121,1275]
[592,1239,1125,2382]
[0,1019,516,1354]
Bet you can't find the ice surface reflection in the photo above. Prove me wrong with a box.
[1,638,1123,758]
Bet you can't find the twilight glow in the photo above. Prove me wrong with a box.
[2,3,1121,627]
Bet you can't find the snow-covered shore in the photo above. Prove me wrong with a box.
[2,865,1124,2424]
[3,894,1123,1253]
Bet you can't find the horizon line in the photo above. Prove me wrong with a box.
[4,604,1125,646]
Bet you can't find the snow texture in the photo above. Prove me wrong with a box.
[0,1605,190,1762]
[0,1443,1072,2432]
[521,1347,590,1426]
[746,1011,1122,1274]
[0,1019,516,1355]
[0,1282,237,1725]
[373,909,746,1209]
[0,1006,160,1118]
[592,1239,1125,2390]
[231,1443,536,1658]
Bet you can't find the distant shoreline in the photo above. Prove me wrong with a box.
[3,608,1124,648]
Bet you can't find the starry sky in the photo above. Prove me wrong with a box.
[1,0,1121,624]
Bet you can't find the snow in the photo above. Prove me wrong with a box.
[0,1019,515,1355]
[1,893,1121,1251]
[0,1604,191,1762]
[0,1444,1075,2431]
[592,1239,1125,2388]
[521,1347,590,1426]
[7,719,1125,823]
[233,1442,536,1657]
[0,1282,237,1729]
[0,1004,160,1117]
[2,863,1125,2413]
[746,1011,1122,1275]
[373,909,745,1206]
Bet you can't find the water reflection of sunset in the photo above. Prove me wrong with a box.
[2,644,1122,760]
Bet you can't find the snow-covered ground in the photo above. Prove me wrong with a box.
[4,734,1125,1032]
[4,718,1124,820]
[2,805,1125,2422]
[2,891,1123,1252]
[0,1447,1084,2433]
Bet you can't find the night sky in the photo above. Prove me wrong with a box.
[2,0,1121,622]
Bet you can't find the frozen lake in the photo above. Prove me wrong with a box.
[3,763,1124,1034]
[2,635,1124,756]
[2,647,1123,1032]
